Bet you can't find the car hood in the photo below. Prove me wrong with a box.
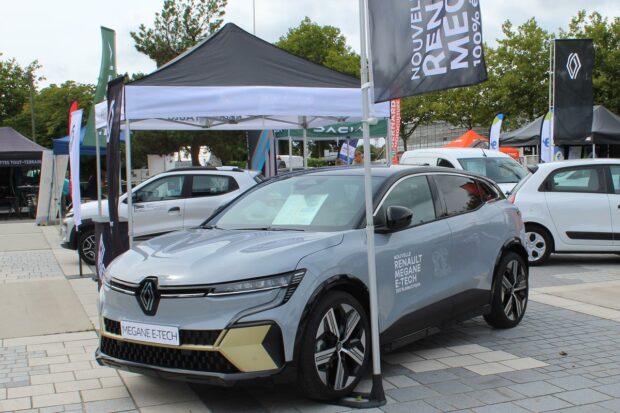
[108,229,344,286]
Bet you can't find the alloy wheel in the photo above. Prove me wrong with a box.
[526,231,546,262]
[82,234,96,261]
[314,303,367,391]
[501,259,528,321]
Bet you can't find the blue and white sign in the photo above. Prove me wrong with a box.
[540,110,554,163]
[338,139,359,164]
[489,114,504,151]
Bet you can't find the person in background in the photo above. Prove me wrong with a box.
[352,150,363,165]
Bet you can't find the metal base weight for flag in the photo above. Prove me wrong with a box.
[332,374,386,409]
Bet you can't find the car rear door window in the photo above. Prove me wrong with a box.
[380,175,436,226]
[547,167,605,193]
[477,179,501,202]
[434,174,482,216]
[191,175,239,197]
[610,166,620,194]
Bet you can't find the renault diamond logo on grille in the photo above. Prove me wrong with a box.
[566,53,582,80]
[137,277,160,316]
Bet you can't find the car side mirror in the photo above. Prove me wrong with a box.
[385,206,413,231]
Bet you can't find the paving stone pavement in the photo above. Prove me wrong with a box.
[1,222,620,412]
[0,250,64,283]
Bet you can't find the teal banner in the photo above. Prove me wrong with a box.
[274,119,387,139]
[83,27,117,147]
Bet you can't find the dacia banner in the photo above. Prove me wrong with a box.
[553,39,594,145]
[489,113,504,151]
[69,109,83,226]
[368,0,488,102]
[106,76,126,254]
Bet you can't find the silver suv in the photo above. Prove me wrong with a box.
[61,167,262,264]
[96,166,528,400]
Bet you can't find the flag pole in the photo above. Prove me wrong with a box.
[96,131,102,216]
[333,0,386,407]
[125,119,133,248]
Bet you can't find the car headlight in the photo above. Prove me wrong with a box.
[210,270,305,302]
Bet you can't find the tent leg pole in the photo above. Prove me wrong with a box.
[125,120,134,248]
[303,122,308,170]
[592,143,596,159]
[96,132,102,216]
[288,135,293,172]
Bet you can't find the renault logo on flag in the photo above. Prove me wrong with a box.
[566,53,582,80]
[137,277,160,316]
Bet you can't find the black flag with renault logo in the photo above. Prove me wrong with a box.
[368,0,488,102]
[554,39,594,145]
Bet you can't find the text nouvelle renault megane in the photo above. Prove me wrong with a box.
[97,166,529,400]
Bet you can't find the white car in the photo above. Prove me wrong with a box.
[400,148,528,195]
[509,159,620,265]
[61,167,263,264]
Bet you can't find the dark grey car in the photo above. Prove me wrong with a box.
[97,166,529,400]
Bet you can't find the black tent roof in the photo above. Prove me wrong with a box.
[132,23,359,88]
[0,127,46,165]
[500,106,620,147]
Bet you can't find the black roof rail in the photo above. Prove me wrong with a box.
[166,166,245,173]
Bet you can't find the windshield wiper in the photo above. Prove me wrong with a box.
[201,224,222,229]
[232,227,305,232]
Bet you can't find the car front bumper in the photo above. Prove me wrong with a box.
[96,320,286,383]
[60,219,76,250]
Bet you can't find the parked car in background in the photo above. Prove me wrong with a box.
[61,167,263,264]
[96,166,528,400]
[400,148,528,195]
[509,159,620,265]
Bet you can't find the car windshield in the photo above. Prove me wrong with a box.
[457,157,528,183]
[213,175,385,231]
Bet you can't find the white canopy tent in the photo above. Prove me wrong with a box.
[113,19,388,405]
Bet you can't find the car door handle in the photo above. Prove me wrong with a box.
[168,206,181,213]
[134,204,144,209]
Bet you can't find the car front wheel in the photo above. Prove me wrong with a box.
[525,224,552,265]
[298,291,370,401]
[78,229,96,265]
[484,252,528,329]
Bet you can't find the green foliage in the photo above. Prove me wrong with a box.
[4,81,94,148]
[307,158,328,168]
[226,160,247,168]
[276,17,360,78]
[562,11,620,114]
[131,0,227,68]
[0,54,40,124]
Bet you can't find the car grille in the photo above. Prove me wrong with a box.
[104,318,221,346]
[100,336,239,373]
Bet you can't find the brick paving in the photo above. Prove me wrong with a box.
[1,222,620,412]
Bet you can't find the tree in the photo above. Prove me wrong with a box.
[5,81,94,148]
[276,17,360,78]
[0,54,40,125]
[562,11,620,114]
[132,0,240,165]
[131,0,227,67]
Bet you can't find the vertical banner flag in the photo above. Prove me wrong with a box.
[69,109,83,226]
[106,76,125,253]
[390,99,401,164]
[83,27,117,147]
[554,39,594,145]
[338,139,359,164]
[368,0,488,102]
[248,130,276,177]
[540,110,554,163]
[489,114,504,151]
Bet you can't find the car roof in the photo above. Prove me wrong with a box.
[272,165,495,184]
[535,158,620,172]
[402,148,510,158]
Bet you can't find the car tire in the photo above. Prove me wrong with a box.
[298,290,370,401]
[484,252,528,329]
[525,224,552,266]
[78,229,96,265]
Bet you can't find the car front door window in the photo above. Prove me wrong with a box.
[379,175,436,227]
[135,176,185,203]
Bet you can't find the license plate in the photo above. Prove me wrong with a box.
[120,320,180,346]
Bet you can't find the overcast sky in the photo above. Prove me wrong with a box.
[1,0,618,87]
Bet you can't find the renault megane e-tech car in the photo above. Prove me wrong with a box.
[97,166,529,400]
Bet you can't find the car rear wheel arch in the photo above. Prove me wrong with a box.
[524,222,555,265]
[490,240,528,303]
